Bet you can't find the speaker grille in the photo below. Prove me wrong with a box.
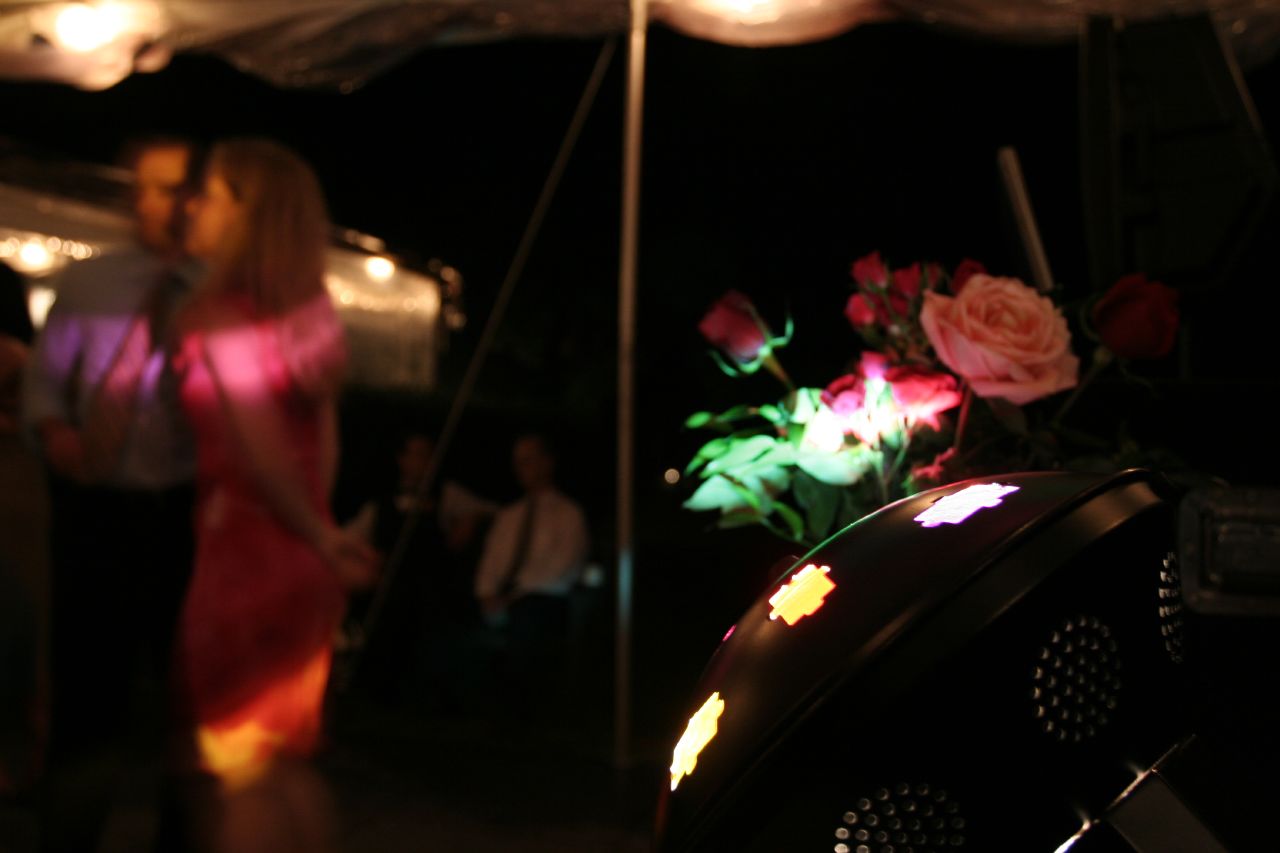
[1158,551,1185,665]
[833,783,966,852]
[1031,615,1121,743]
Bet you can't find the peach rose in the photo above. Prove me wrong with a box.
[920,274,1078,405]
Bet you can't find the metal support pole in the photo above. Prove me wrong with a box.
[615,0,647,770]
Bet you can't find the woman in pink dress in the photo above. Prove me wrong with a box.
[174,138,377,852]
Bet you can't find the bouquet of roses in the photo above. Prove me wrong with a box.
[681,251,1181,547]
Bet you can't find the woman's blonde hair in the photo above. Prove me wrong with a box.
[201,138,329,316]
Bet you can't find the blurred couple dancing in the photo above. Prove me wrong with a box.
[24,136,377,852]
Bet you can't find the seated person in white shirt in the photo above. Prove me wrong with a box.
[473,432,589,715]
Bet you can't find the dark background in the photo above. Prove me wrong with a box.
[3,19,1277,745]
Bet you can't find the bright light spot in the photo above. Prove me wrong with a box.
[721,624,736,643]
[1052,821,1094,853]
[670,692,725,791]
[801,404,845,453]
[690,0,784,24]
[768,564,836,626]
[45,236,62,252]
[17,240,52,272]
[915,483,1020,528]
[664,468,681,485]
[338,291,354,305]
[54,2,126,53]
[197,720,282,791]
[27,286,57,329]
[365,256,395,281]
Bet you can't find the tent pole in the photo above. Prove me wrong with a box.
[337,39,616,694]
[615,0,647,771]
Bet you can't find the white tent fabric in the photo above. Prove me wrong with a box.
[0,0,1277,91]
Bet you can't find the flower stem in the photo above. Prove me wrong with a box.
[953,384,974,453]
[1053,346,1113,426]
[762,353,794,390]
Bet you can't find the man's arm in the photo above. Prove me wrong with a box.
[21,277,88,480]
[542,498,589,585]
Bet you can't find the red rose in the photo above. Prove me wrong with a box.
[858,350,890,381]
[891,263,922,300]
[910,447,958,488]
[698,290,767,363]
[950,258,986,294]
[851,251,888,288]
[884,365,962,430]
[821,372,867,417]
[844,293,876,327]
[1091,273,1179,359]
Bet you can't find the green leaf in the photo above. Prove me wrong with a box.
[715,404,755,423]
[685,411,713,429]
[726,479,764,511]
[757,404,785,426]
[795,446,878,486]
[717,509,763,529]
[792,470,839,541]
[781,387,822,425]
[772,501,806,542]
[683,475,752,512]
[835,487,870,530]
[709,349,747,378]
[703,434,778,476]
[685,436,731,475]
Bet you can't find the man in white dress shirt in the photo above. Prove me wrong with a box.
[474,433,589,717]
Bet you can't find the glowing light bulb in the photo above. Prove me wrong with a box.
[769,564,836,626]
[54,2,126,53]
[18,240,52,272]
[365,256,395,282]
[27,286,57,329]
[915,483,1020,528]
[670,692,725,791]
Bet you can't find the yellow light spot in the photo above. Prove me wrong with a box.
[663,468,680,485]
[365,256,395,281]
[670,692,725,791]
[768,563,835,626]
[197,720,283,791]
[16,240,52,273]
[54,2,126,53]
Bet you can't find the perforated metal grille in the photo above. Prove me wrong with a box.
[1158,551,1185,665]
[1031,615,1121,743]
[833,783,966,852]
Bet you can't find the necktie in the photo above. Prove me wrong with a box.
[80,271,178,481]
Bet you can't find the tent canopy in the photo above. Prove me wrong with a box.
[0,0,1276,91]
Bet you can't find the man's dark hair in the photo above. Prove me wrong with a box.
[118,135,207,191]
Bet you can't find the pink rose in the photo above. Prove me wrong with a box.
[950,258,986,294]
[920,273,1078,405]
[884,365,962,430]
[844,293,876,327]
[698,290,766,363]
[821,373,867,418]
[1091,273,1179,359]
[850,251,888,288]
